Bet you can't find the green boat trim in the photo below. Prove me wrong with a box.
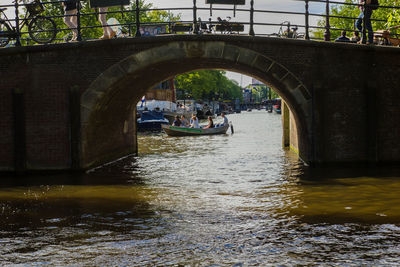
[169,126,203,133]
[162,124,230,136]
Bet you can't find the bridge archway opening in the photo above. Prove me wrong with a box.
[81,42,312,169]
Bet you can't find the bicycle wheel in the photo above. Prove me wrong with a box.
[28,16,56,44]
[0,22,11,47]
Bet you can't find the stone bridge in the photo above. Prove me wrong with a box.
[1,35,399,172]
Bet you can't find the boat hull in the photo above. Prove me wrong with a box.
[162,124,230,136]
[138,121,169,131]
[137,110,169,131]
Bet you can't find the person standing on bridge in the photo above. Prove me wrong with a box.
[356,0,375,44]
[98,7,116,39]
[62,0,78,41]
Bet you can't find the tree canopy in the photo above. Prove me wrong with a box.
[174,70,243,101]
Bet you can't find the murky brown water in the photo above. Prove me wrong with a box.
[1,111,400,266]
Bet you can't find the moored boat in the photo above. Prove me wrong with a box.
[273,104,281,114]
[162,124,230,136]
[137,110,169,131]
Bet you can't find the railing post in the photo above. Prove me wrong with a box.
[361,1,367,44]
[14,0,21,46]
[135,0,141,37]
[76,0,82,41]
[323,0,331,41]
[192,0,198,34]
[305,0,310,40]
[249,0,255,36]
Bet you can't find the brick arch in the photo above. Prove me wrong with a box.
[81,41,312,169]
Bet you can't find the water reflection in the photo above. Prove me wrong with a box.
[0,111,400,265]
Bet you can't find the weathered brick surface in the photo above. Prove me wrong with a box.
[0,81,13,171]
[0,35,399,171]
[24,64,70,169]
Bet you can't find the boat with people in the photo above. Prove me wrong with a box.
[162,124,230,136]
[137,109,169,131]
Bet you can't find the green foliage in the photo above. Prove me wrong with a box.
[314,0,400,40]
[385,0,400,34]
[175,70,243,101]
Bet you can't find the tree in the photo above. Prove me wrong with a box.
[314,0,399,40]
[174,70,243,101]
[245,84,279,103]
[385,0,400,33]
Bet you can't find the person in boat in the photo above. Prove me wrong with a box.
[180,115,189,127]
[203,116,214,129]
[172,115,182,126]
[190,114,200,129]
[221,112,229,126]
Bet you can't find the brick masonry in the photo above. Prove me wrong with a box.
[1,35,400,171]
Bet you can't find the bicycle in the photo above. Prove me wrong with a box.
[215,16,244,34]
[0,0,57,47]
[270,21,304,39]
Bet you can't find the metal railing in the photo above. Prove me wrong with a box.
[1,0,400,47]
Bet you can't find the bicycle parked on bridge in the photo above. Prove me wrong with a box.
[215,16,244,34]
[0,0,57,47]
[270,21,304,39]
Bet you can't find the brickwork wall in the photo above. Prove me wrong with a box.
[1,36,400,171]
[0,82,14,171]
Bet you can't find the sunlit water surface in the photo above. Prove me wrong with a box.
[1,111,400,266]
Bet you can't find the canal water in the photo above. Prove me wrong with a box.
[1,111,400,266]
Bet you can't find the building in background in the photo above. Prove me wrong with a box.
[143,79,175,102]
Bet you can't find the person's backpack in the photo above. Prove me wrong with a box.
[370,0,379,10]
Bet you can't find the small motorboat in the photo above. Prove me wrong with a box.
[162,124,230,136]
[137,110,169,131]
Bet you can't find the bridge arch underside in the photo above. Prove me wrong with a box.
[81,42,312,169]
